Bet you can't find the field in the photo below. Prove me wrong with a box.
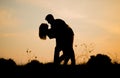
[0,54,120,78]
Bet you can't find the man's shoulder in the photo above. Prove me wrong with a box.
[55,19,65,23]
[55,19,67,26]
[55,18,63,21]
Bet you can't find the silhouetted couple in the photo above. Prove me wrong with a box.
[39,14,75,65]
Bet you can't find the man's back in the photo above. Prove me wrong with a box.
[54,19,68,29]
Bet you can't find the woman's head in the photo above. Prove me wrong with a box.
[39,23,48,40]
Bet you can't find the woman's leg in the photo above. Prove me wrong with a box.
[54,46,61,65]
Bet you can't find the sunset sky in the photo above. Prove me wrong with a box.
[0,0,120,65]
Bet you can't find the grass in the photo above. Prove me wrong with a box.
[0,53,120,78]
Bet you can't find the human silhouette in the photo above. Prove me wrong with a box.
[44,14,76,65]
[39,23,75,65]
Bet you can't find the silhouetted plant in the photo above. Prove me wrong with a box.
[0,58,16,67]
[26,49,37,63]
[87,54,112,66]
[25,60,42,67]
[76,43,95,64]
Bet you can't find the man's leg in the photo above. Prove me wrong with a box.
[70,48,76,65]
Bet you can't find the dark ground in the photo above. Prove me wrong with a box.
[0,54,120,78]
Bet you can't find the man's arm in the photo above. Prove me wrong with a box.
[47,29,56,39]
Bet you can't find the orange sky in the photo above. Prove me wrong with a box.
[0,0,120,65]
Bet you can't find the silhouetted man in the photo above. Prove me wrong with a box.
[45,14,75,65]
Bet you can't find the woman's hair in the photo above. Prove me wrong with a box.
[39,23,48,40]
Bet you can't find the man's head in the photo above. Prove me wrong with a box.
[45,14,54,24]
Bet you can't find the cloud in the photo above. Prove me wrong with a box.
[0,32,17,38]
[0,8,21,28]
[0,8,23,38]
